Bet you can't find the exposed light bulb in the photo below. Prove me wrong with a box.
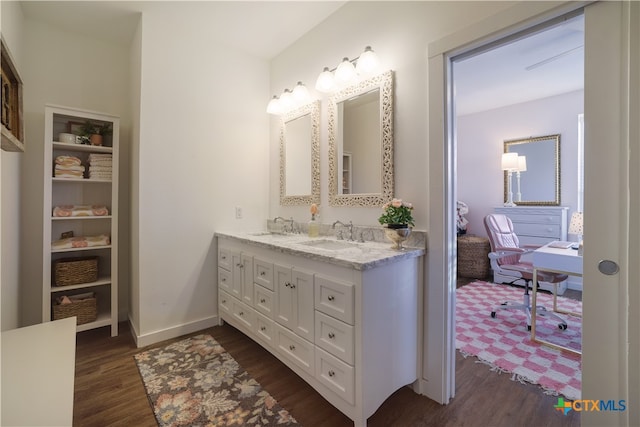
[335,57,357,84]
[292,81,310,105]
[356,46,380,75]
[266,95,282,115]
[315,67,335,93]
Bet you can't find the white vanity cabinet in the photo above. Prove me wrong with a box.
[216,234,423,427]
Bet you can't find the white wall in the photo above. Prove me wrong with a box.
[20,18,132,326]
[133,6,270,344]
[1,1,26,331]
[457,90,584,237]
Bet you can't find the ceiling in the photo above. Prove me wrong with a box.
[454,13,584,115]
[18,2,583,114]
[19,1,347,59]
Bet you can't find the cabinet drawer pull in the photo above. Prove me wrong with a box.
[328,295,335,301]
[289,345,296,351]
[260,298,266,303]
[238,263,244,268]
[328,370,335,377]
[290,284,296,289]
[239,311,244,316]
[221,278,226,282]
[260,271,266,276]
[222,299,226,303]
[221,255,226,260]
[260,326,266,331]
[285,282,290,288]
[328,332,335,339]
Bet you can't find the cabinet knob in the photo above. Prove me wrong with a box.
[238,263,244,268]
[328,370,335,377]
[239,311,244,316]
[328,332,335,339]
[260,271,266,276]
[289,345,296,351]
[290,284,296,289]
[221,278,226,282]
[260,298,266,303]
[328,295,335,301]
[222,299,226,303]
[221,255,226,260]
[260,326,266,331]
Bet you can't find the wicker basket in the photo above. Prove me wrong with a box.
[53,256,98,286]
[52,293,97,325]
[457,235,491,279]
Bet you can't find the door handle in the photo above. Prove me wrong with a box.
[598,259,619,275]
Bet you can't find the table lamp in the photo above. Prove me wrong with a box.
[569,211,583,255]
[501,152,519,207]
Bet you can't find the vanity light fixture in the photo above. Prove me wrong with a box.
[515,155,527,202]
[267,83,312,116]
[315,46,381,93]
[501,152,519,207]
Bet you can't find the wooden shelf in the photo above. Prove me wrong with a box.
[52,216,112,221]
[50,277,111,293]
[52,141,112,153]
[51,245,111,254]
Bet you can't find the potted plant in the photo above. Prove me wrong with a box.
[378,198,415,249]
[80,121,112,146]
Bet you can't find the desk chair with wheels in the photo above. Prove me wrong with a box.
[484,214,568,331]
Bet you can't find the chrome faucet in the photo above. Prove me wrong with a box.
[273,216,289,233]
[332,220,354,241]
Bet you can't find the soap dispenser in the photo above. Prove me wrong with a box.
[308,204,320,237]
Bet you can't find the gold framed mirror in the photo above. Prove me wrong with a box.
[504,134,560,206]
[328,70,394,207]
[280,100,320,206]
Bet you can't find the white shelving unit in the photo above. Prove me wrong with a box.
[43,105,119,336]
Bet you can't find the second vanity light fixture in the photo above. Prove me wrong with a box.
[267,82,312,115]
[315,46,381,93]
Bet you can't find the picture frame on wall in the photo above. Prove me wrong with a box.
[1,36,24,152]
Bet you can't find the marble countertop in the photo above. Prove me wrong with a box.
[215,231,425,271]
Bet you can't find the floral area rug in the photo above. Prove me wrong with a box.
[456,281,582,400]
[134,334,299,426]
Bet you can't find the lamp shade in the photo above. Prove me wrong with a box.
[315,67,335,93]
[335,57,357,84]
[356,46,380,75]
[279,89,294,111]
[569,212,584,235]
[292,81,310,105]
[517,156,527,172]
[266,95,281,115]
[501,152,519,171]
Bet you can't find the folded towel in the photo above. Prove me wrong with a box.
[55,156,82,166]
[55,164,85,172]
[55,171,84,179]
[53,205,109,217]
[88,153,112,159]
[51,234,110,250]
[88,173,112,180]
[88,166,112,172]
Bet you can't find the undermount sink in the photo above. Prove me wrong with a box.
[299,239,360,250]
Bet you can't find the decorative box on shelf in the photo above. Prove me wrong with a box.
[52,292,97,325]
[53,256,98,286]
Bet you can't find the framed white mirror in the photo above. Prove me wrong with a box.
[280,100,320,206]
[504,134,560,206]
[328,70,394,207]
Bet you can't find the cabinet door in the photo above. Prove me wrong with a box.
[291,269,314,342]
[274,264,294,330]
[230,251,242,299]
[240,254,253,306]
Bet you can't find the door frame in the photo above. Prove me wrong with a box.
[425,2,635,425]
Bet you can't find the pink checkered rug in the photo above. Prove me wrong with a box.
[456,281,582,400]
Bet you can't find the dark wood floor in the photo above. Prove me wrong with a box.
[74,315,580,426]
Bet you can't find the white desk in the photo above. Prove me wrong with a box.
[2,317,77,426]
[531,244,583,355]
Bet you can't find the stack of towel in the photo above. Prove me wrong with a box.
[55,155,85,179]
[88,153,112,180]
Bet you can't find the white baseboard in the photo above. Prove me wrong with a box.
[130,315,220,348]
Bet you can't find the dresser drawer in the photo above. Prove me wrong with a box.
[315,347,355,405]
[254,284,274,319]
[231,299,255,330]
[254,257,274,291]
[218,268,232,293]
[219,290,232,315]
[275,324,315,376]
[514,222,561,238]
[315,311,354,365]
[254,311,275,348]
[315,275,354,325]
[218,247,233,271]
[505,213,562,225]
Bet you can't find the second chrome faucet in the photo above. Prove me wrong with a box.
[332,220,354,241]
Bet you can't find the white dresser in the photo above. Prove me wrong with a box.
[493,206,570,294]
[494,206,569,246]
